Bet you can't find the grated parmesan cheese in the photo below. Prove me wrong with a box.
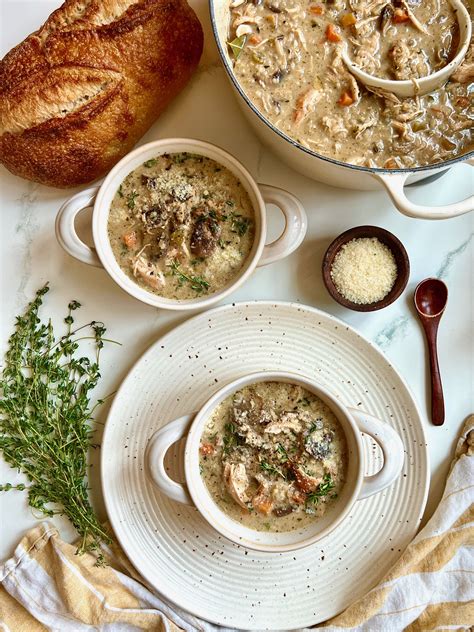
[330,237,397,305]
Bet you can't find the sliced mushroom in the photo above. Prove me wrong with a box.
[190,215,221,257]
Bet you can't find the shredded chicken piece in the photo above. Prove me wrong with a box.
[451,43,474,84]
[293,87,319,125]
[132,257,164,290]
[265,412,302,434]
[224,463,250,509]
[390,40,429,80]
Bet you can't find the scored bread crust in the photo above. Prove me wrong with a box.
[0,0,203,188]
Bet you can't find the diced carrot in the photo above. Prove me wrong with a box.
[309,4,324,15]
[340,12,356,27]
[455,96,469,108]
[122,231,138,250]
[392,8,409,23]
[253,496,273,515]
[384,158,398,169]
[337,91,354,106]
[326,23,341,42]
[248,34,262,45]
[199,443,215,456]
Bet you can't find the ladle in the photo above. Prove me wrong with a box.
[414,278,448,426]
[341,0,472,98]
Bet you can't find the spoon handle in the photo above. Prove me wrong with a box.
[425,322,445,426]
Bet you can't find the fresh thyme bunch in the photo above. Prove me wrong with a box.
[0,285,116,562]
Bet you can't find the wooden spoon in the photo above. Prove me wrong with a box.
[414,279,448,426]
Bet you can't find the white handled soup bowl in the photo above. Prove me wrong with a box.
[55,138,307,311]
[146,371,404,552]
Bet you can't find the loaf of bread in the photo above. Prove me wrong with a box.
[0,0,203,188]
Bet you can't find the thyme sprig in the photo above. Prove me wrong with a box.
[0,285,120,563]
[168,260,210,294]
[306,473,335,505]
[260,460,286,480]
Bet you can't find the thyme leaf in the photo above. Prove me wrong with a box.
[127,191,139,210]
[260,460,286,480]
[305,473,335,505]
[168,260,210,294]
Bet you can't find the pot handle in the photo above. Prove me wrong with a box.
[349,408,404,500]
[372,159,474,220]
[257,184,307,266]
[146,414,194,505]
[55,186,102,267]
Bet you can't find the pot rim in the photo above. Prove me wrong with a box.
[209,0,474,176]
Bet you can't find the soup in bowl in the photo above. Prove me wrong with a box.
[55,139,307,310]
[146,371,404,552]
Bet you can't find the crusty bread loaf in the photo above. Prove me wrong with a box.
[0,0,203,188]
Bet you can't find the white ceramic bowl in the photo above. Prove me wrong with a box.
[55,138,307,310]
[209,0,474,219]
[146,371,404,552]
[341,0,471,99]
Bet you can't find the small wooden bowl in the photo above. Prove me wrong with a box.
[322,226,410,312]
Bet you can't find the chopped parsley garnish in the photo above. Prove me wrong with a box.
[127,191,139,210]
[117,184,124,198]
[168,260,210,294]
[298,397,311,407]
[306,473,335,505]
[143,159,158,168]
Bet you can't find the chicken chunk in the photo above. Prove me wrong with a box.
[223,463,250,509]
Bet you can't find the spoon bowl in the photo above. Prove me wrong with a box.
[414,278,448,426]
[415,278,448,317]
[341,0,471,98]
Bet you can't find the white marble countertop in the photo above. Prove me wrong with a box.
[0,0,472,579]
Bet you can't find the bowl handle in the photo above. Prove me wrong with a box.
[55,186,102,266]
[372,160,474,220]
[146,414,194,505]
[256,184,307,266]
[349,408,404,500]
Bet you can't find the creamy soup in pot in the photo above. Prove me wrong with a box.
[108,153,255,300]
[199,381,347,532]
[227,0,473,169]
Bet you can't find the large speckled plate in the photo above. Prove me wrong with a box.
[101,302,429,630]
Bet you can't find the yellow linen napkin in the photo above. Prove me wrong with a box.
[1,416,472,632]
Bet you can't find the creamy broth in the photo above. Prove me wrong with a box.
[200,382,347,532]
[228,0,473,168]
[108,153,255,300]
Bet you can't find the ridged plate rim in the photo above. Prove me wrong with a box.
[101,300,429,629]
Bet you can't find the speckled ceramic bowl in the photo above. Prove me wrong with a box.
[146,371,404,552]
[55,138,307,311]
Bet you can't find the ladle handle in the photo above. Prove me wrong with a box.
[424,320,445,426]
